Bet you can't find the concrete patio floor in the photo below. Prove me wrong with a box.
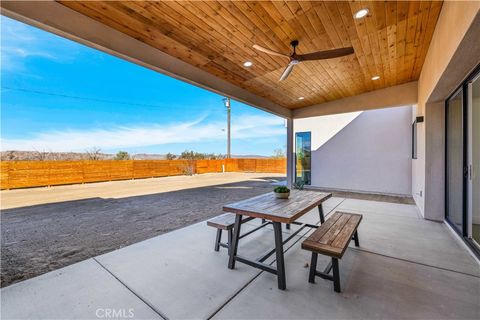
[2,196,479,320]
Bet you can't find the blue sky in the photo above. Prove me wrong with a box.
[0,16,285,156]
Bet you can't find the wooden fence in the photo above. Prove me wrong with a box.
[0,158,286,190]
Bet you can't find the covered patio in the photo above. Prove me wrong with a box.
[2,196,479,319]
[1,1,480,319]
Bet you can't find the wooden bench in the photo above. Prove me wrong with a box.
[207,213,267,253]
[301,211,362,293]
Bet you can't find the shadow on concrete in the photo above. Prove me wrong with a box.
[1,176,283,287]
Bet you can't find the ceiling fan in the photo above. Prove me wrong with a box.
[253,40,354,81]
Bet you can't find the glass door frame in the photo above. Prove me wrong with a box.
[445,64,480,257]
[467,70,480,251]
[445,86,466,236]
[294,131,311,186]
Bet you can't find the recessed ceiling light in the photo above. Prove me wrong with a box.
[371,75,380,80]
[354,8,369,19]
[243,61,253,67]
[298,96,305,100]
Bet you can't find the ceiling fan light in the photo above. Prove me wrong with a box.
[243,61,253,67]
[354,8,369,19]
[371,75,380,80]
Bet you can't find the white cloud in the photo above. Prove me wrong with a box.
[1,16,77,72]
[0,115,285,152]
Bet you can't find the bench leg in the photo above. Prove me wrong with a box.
[228,215,242,269]
[308,252,318,283]
[214,229,222,252]
[353,230,360,247]
[332,258,341,293]
[227,229,233,255]
[318,204,325,224]
[262,218,266,224]
[273,222,286,290]
[286,223,290,230]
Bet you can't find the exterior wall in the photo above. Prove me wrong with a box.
[411,104,425,216]
[424,102,446,221]
[415,2,480,221]
[295,106,412,196]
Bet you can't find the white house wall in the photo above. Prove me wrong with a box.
[295,106,413,196]
[411,104,426,216]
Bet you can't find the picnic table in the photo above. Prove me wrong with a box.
[223,190,332,290]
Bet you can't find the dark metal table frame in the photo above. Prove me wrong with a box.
[227,203,326,290]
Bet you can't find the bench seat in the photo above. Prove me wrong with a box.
[207,213,258,252]
[207,213,239,230]
[301,211,362,292]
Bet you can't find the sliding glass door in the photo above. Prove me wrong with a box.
[446,89,465,234]
[295,132,311,185]
[468,73,480,248]
[446,65,480,254]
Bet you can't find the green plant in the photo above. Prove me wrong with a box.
[114,151,130,160]
[165,152,177,160]
[274,186,290,193]
[179,150,226,160]
[271,148,285,159]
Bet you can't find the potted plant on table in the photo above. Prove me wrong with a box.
[273,186,290,199]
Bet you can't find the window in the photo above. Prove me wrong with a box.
[295,132,311,185]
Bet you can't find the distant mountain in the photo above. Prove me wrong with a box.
[0,150,112,161]
[132,153,167,160]
[231,154,269,158]
[0,151,270,161]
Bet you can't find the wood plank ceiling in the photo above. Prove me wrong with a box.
[59,1,443,109]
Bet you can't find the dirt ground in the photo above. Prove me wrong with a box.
[0,173,284,288]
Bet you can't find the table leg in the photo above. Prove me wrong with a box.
[332,258,341,293]
[273,222,286,290]
[228,214,242,269]
[318,204,325,224]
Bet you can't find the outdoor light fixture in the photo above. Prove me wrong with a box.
[223,97,231,159]
[298,96,305,100]
[354,8,369,19]
[243,61,253,67]
[371,75,380,80]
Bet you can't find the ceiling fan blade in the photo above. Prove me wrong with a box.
[297,47,354,61]
[279,63,295,81]
[253,44,290,58]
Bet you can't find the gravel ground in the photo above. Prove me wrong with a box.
[1,174,283,287]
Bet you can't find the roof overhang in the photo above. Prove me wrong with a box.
[1,1,435,119]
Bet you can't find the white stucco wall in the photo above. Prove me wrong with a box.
[294,106,413,196]
[411,104,426,216]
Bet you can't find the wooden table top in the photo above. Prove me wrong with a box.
[223,190,332,224]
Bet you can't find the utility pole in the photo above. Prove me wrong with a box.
[223,97,231,158]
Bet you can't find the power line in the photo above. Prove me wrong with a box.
[1,86,205,110]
